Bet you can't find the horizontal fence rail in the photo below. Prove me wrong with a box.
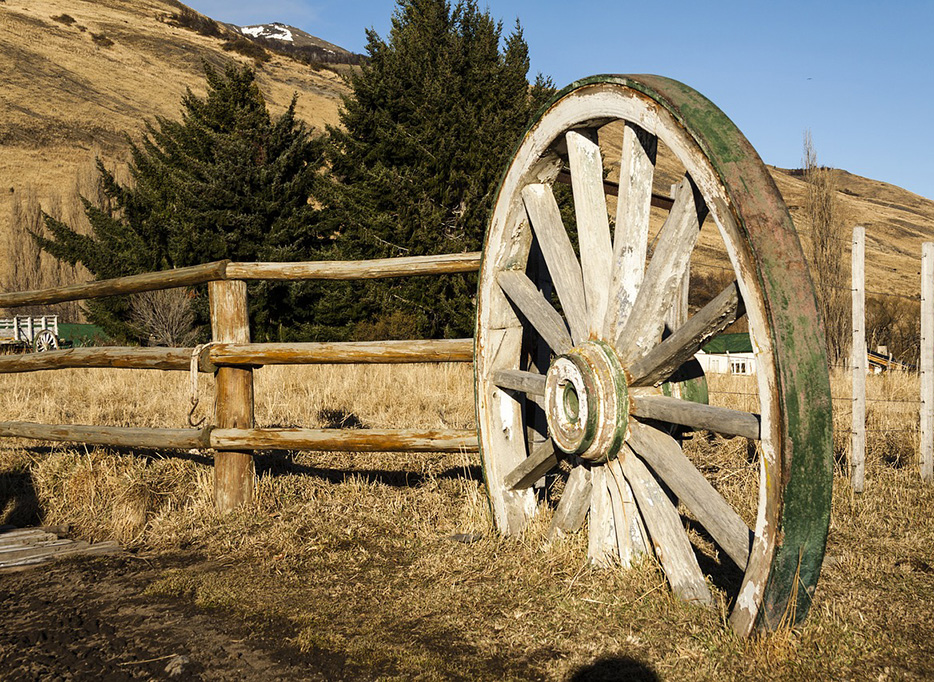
[0,422,210,450]
[0,252,483,309]
[0,422,479,452]
[0,347,195,373]
[0,423,478,454]
[211,428,479,453]
[206,339,474,367]
[0,261,230,309]
[0,339,475,374]
[225,252,483,281]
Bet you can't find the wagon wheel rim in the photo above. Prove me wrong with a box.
[33,329,59,353]
[474,75,832,636]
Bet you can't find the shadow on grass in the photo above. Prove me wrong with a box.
[7,442,486,492]
[253,449,484,488]
[568,655,659,681]
[683,516,746,608]
[7,444,485,489]
[0,469,41,526]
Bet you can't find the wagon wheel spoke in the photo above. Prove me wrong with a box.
[505,439,558,490]
[629,281,745,387]
[604,123,658,337]
[497,270,572,355]
[566,130,613,335]
[521,184,588,344]
[606,457,649,563]
[628,421,752,569]
[547,465,593,538]
[631,394,761,440]
[619,448,713,606]
[587,464,618,566]
[491,369,546,396]
[614,175,709,362]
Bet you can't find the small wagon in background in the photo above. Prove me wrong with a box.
[0,315,60,352]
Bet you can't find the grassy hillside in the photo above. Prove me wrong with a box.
[2,0,933,304]
[0,0,349,270]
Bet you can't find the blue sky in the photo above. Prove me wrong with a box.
[186,1,934,200]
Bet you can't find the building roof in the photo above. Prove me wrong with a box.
[701,332,753,354]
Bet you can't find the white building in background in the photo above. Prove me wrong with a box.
[695,349,757,375]
[695,333,757,376]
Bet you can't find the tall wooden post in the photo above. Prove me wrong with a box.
[851,226,866,493]
[209,279,255,510]
[921,242,934,482]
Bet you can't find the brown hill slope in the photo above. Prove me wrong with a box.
[0,0,349,257]
[2,0,932,305]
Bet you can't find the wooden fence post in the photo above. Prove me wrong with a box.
[921,242,934,482]
[851,226,866,493]
[209,279,255,511]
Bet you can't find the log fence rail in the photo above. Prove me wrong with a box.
[0,253,482,511]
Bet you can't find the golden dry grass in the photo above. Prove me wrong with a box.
[1,363,933,679]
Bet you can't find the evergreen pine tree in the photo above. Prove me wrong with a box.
[324,0,552,339]
[38,63,328,342]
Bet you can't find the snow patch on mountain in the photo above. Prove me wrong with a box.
[240,23,293,42]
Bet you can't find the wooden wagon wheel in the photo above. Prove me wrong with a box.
[474,75,832,637]
[33,329,59,353]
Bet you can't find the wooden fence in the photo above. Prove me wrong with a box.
[0,254,482,511]
[848,230,934,490]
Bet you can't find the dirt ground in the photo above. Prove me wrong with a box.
[0,553,368,682]
[0,551,656,681]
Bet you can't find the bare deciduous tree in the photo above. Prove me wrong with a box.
[128,288,198,347]
[803,131,849,364]
[3,188,84,321]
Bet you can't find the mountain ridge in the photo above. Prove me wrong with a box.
[1,0,931,302]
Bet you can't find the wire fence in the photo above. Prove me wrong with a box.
[692,227,932,460]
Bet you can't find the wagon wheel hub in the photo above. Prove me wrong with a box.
[544,340,629,463]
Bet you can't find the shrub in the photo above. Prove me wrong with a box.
[170,7,224,39]
[222,38,270,65]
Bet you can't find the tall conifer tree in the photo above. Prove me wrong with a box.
[39,63,327,341]
[325,0,552,338]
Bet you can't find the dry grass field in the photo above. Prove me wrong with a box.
[1,363,932,680]
[2,1,934,678]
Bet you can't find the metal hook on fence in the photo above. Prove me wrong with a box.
[189,343,213,428]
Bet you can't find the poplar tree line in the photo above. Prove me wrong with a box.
[38,0,552,342]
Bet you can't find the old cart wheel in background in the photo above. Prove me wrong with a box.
[33,329,59,353]
[474,75,832,636]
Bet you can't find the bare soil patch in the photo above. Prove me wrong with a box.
[0,552,349,681]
